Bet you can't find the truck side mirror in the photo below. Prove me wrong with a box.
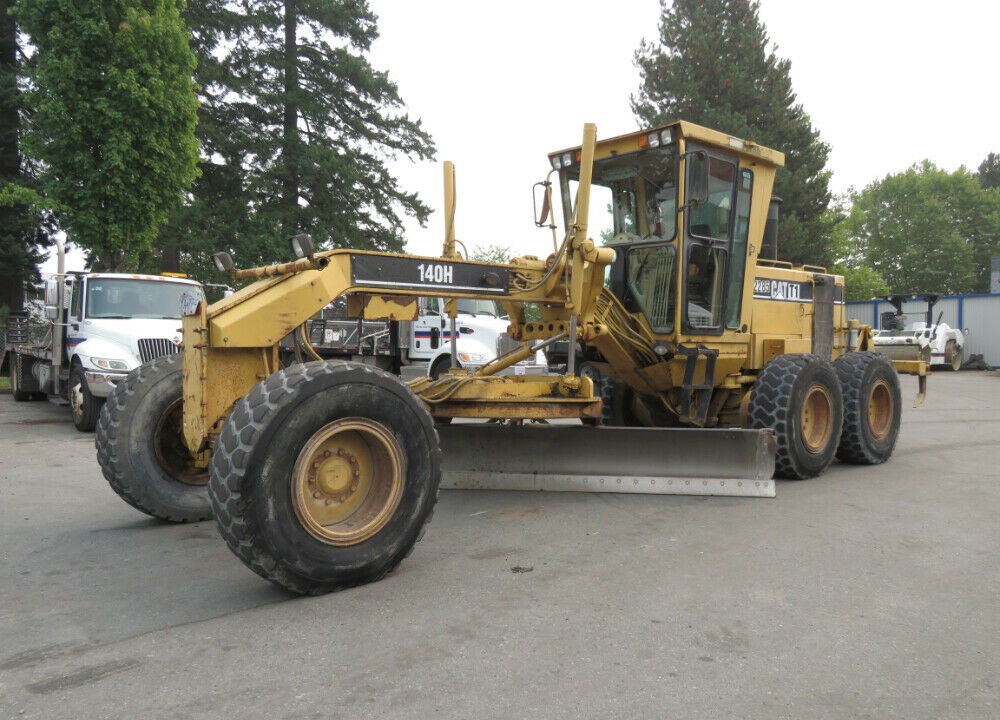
[687,151,709,206]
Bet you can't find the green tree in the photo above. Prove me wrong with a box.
[824,201,890,301]
[977,152,1000,190]
[0,0,49,313]
[841,161,1000,295]
[633,0,833,267]
[162,0,435,278]
[15,0,200,271]
[469,243,510,264]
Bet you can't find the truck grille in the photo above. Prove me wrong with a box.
[497,332,520,356]
[138,338,180,363]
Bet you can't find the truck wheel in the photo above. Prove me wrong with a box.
[9,355,32,402]
[69,365,102,432]
[834,352,901,465]
[95,354,210,522]
[748,354,843,480]
[209,361,440,595]
[945,340,962,371]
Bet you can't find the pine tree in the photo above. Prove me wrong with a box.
[633,0,833,266]
[977,152,1000,190]
[164,0,436,277]
[0,0,49,314]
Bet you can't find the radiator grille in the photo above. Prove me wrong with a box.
[138,338,180,363]
[497,332,520,356]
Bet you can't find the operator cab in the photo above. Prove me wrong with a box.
[548,122,756,337]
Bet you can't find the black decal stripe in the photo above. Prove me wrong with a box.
[351,255,510,295]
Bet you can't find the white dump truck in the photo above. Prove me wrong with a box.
[4,243,204,430]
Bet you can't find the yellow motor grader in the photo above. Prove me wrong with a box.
[95,121,927,594]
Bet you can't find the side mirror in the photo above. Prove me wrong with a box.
[687,151,709,206]
[533,181,553,228]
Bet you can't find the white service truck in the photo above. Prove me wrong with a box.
[4,248,204,431]
[409,297,545,378]
[291,295,545,377]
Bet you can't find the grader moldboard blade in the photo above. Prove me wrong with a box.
[437,424,777,498]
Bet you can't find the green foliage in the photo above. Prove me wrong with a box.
[831,263,890,302]
[633,0,833,266]
[840,161,1000,295]
[1,0,51,311]
[977,152,1000,190]
[16,0,200,271]
[160,0,436,278]
[469,243,511,264]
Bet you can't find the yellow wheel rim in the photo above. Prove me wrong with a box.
[291,418,404,546]
[800,385,834,453]
[867,378,893,440]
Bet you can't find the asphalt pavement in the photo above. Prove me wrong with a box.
[1,371,997,719]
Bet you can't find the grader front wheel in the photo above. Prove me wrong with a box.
[95,354,211,522]
[291,418,405,546]
[209,361,441,595]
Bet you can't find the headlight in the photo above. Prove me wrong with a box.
[458,352,490,364]
[92,357,129,371]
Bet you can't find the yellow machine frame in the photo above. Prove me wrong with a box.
[181,121,926,461]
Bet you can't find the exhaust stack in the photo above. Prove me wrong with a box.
[761,196,783,261]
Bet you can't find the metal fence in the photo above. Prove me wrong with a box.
[846,293,1000,368]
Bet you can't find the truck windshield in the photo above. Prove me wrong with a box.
[86,278,203,319]
[455,299,499,317]
[565,145,678,245]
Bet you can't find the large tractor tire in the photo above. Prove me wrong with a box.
[69,364,102,432]
[95,354,211,522]
[748,354,843,480]
[833,351,901,465]
[209,361,441,595]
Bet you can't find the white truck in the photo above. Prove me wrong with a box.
[4,245,204,431]
[409,297,545,378]
[291,295,545,377]
[872,293,967,371]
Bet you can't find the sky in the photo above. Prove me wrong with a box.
[366,0,1000,259]
[47,0,1000,272]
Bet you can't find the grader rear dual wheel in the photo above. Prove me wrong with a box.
[749,352,903,479]
[833,351,901,465]
[749,354,843,480]
[208,361,441,595]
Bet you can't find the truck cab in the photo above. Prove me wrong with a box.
[7,271,204,431]
[63,273,204,394]
[409,297,544,378]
